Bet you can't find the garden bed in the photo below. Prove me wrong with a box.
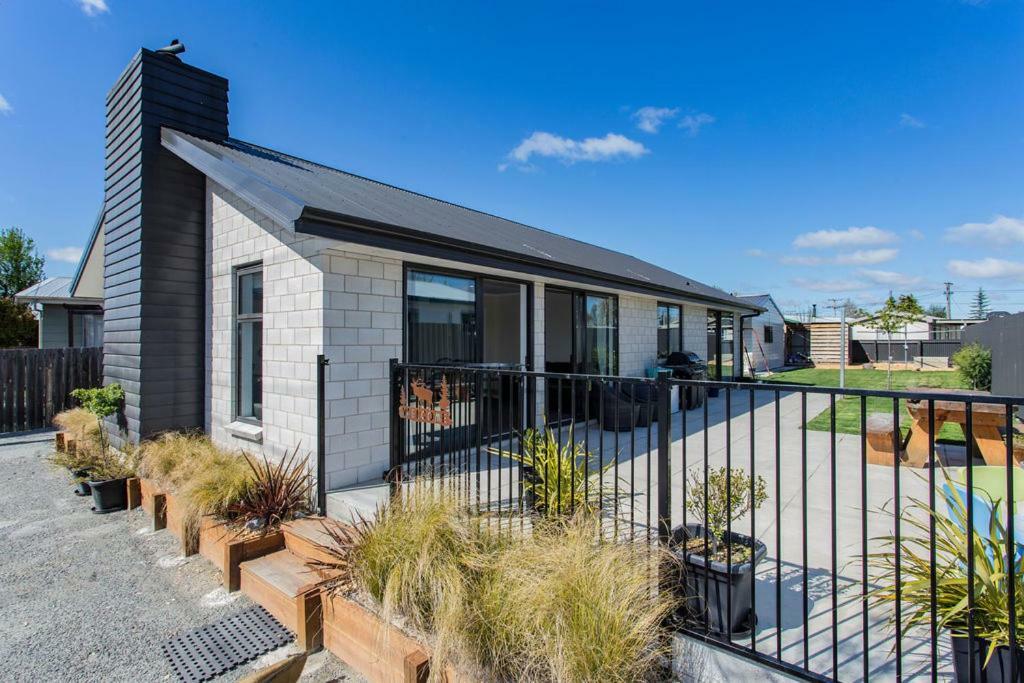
[321,591,451,683]
[198,518,284,591]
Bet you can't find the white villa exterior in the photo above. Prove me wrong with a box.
[91,45,762,493]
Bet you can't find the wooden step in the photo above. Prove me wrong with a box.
[239,550,323,651]
[282,517,348,567]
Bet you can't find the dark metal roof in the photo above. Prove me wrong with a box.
[162,128,761,312]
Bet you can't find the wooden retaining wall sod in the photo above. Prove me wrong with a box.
[163,492,193,556]
[322,592,471,683]
[139,478,166,530]
[198,519,285,592]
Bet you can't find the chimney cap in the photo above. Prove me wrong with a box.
[155,39,186,60]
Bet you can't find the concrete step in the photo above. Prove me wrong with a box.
[239,550,323,651]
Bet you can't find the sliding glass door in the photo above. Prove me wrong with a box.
[544,287,618,420]
[405,267,530,454]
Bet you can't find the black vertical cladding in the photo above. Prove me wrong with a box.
[103,48,228,442]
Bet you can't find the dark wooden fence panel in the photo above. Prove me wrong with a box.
[0,347,104,434]
[962,312,1024,396]
[851,339,961,364]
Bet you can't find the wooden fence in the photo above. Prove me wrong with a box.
[0,347,103,434]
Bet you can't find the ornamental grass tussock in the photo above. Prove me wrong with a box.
[318,478,677,682]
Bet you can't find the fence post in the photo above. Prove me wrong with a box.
[387,358,402,498]
[316,354,329,516]
[656,372,672,544]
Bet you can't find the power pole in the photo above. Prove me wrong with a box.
[827,298,846,388]
[944,282,953,319]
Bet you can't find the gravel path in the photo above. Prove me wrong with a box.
[0,430,361,683]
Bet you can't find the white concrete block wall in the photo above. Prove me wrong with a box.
[618,294,658,377]
[321,250,403,489]
[206,181,327,461]
[683,304,708,360]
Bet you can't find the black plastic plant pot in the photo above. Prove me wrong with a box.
[988,645,1024,683]
[951,634,988,683]
[72,469,92,497]
[670,523,767,637]
[88,477,128,514]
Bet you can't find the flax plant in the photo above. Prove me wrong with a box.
[490,426,618,518]
[869,473,1024,666]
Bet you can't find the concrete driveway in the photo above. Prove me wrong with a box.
[0,430,359,683]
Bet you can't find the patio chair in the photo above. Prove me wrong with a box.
[865,413,911,466]
[594,383,640,432]
[941,466,1024,566]
[619,382,658,427]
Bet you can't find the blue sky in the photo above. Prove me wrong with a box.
[1,1,1022,317]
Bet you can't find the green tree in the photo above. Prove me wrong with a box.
[970,287,990,319]
[0,228,44,348]
[925,304,947,319]
[951,343,992,391]
[863,294,926,389]
[0,227,44,297]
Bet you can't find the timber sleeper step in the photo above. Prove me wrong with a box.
[239,549,324,651]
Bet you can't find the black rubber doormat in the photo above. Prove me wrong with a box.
[161,605,294,683]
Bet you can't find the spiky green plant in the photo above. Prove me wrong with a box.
[868,472,1024,666]
[490,426,618,518]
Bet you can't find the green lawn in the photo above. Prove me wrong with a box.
[761,367,969,442]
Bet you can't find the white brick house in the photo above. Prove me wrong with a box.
[88,44,762,496]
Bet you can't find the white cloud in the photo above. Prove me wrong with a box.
[780,255,825,266]
[791,277,870,293]
[0,94,11,115]
[47,246,83,264]
[792,225,897,249]
[678,112,715,136]
[945,215,1024,246]
[860,269,922,287]
[835,248,899,265]
[948,257,1024,280]
[899,113,925,129]
[745,248,767,258]
[632,106,678,134]
[908,228,925,240]
[503,131,648,169]
[77,0,109,15]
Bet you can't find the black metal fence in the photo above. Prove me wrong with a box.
[852,339,962,365]
[387,361,1024,682]
[0,346,103,433]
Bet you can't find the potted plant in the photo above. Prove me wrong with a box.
[869,472,1024,683]
[671,466,768,636]
[68,384,130,513]
[85,449,136,514]
[49,408,105,496]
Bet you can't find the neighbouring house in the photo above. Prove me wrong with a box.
[89,43,762,491]
[735,294,785,373]
[850,315,983,341]
[14,216,104,348]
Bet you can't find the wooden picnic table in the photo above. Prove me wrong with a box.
[905,397,1017,467]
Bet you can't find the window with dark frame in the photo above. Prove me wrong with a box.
[657,303,682,358]
[763,324,774,344]
[236,264,263,422]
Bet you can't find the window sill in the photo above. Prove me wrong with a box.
[226,420,263,444]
